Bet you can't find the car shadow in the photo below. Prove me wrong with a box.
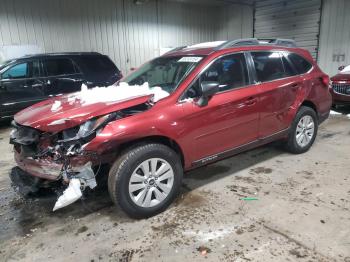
[332,105,350,114]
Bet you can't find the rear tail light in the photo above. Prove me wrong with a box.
[321,75,330,87]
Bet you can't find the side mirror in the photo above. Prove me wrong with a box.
[338,65,345,71]
[197,81,219,107]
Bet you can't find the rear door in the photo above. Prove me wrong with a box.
[41,57,84,96]
[0,60,46,117]
[249,51,301,138]
[77,55,121,86]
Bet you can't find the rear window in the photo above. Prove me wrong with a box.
[251,51,286,82]
[80,56,118,73]
[287,53,312,74]
[43,58,77,76]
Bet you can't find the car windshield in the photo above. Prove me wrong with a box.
[340,65,350,74]
[122,56,203,94]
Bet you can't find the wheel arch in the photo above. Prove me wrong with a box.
[117,135,185,168]
[300,100,318,119]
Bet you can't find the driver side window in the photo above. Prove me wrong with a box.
[184,53,249,99]
[2,63,29,79]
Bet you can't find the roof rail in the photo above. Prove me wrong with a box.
[258,38,297,47]
[215,38,260,50]
[215,38,297,50]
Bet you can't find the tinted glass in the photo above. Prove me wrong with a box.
[287,53,312,74]
[43,58,76,76]
[282,56,296,77]
[184,53,249,98]
[251,52,285,82]
[2,63,28,79]
[202,53,248,92]
[80,56,118,73]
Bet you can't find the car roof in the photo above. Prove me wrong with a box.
[20,52,103,59]
[162,38,312,60]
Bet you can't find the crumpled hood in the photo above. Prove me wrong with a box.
[14,94,153,132]
[14,82,170,132]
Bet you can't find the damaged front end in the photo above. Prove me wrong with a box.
[10,88,154,211]
[9,115,117,211]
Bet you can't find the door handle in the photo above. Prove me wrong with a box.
[244,97,257,106]
[290,82,301,91]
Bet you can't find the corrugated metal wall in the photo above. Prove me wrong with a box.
[0,0,253,73]
[254,0,321,59]
[318,0,350,76]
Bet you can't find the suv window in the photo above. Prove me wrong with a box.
[43,58,77,76]
[281,56,296,77]
[80,56,118,73]
[251,51,286,82]
[1,61,41,79]
[2,63,28,79]
[287,53,312,74]
[185,53,249,98]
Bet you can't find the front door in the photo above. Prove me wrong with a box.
[0,60,46,118]
[181,53,260,162]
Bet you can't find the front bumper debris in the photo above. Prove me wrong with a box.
[53,179,82,211]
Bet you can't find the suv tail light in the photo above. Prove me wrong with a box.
[321,75,330,87]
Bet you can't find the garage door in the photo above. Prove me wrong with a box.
[254,0,321,60]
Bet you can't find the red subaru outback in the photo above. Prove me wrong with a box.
[10,39,331,218]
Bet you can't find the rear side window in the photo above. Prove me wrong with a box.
[43,58,77,76]
[286,53,312,74]
[281,56,296,77]
[251,51,286,82]
[79,56,118,73]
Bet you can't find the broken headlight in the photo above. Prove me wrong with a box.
[60,113,116,144]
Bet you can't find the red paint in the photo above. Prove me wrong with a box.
[330,69,350,105]
[14,44,332,174]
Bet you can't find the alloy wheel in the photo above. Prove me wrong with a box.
[128,158,174,208]
[296,115,315,148]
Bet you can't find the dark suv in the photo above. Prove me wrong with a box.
[0,52,122,120]
[9,39,331,218]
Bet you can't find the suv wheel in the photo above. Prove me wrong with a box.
[108,143,183,218]
[285,106,318,154]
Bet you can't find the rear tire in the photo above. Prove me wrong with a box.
[108,143,183,218]
[285,106,318,154]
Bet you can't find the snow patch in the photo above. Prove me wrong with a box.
[67,82,169,106]
[340,65,350,74]
[51,100,62,112]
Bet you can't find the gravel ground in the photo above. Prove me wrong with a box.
[0,110,349,262]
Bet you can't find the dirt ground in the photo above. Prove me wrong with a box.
[0,110,349,262]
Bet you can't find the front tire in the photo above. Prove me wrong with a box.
[285,106,318,154]
[108,143,183,218]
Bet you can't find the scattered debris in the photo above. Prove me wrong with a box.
[53,179,82,211]
[76,226,88,235]
[197,246,211,256]
[289,248,308,258]
[241,197,258,201]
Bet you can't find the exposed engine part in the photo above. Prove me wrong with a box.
[53,179,82,211]
[10,124,40,145]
